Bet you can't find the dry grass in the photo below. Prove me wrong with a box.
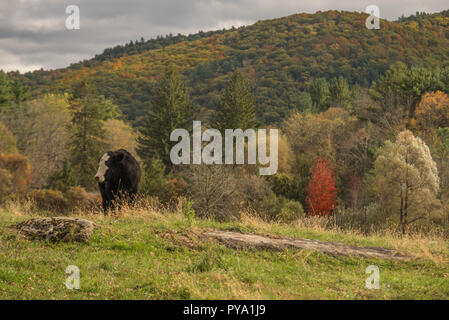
[1,198,448,299]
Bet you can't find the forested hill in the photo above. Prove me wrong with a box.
[13,10,449,125]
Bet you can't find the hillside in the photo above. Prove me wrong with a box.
[13,10,449,125]
[1,203,448,299]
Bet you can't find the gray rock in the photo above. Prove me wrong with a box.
[13,217,96,242]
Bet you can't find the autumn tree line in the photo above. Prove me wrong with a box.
[1,61,449,235]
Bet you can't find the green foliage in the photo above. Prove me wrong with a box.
[139,158,183,203]
[98,95,123,120]
[0,121,17,154]
[0,71,13,108]
[47,160,77,192]
[293,91,313,113]
[68,81,108,189]
[137,66,193,168]
[213,69,258,132]
[328,77,352,111]
[0,168,12,202]
[309,78,330,112]
[182,199,196,225]
[279,199,305,223]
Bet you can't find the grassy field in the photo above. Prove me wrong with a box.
[0,201,448,300]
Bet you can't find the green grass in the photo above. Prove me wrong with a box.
[0,206,448,300]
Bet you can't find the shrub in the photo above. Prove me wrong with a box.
[0,168,12,202]
[184,165,243,221]
[0,153,32,194]
[140,158,186,203]
[29,189,68,212]
[0,121,17,154]
[47,160,77,192]
[66,186,101,210]
[279,200,305,223]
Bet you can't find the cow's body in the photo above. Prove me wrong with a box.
[95,149,141,212]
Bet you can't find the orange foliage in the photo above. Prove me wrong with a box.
[415,90,449,130]
[0,154,32,193]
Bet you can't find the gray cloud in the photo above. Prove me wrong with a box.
[1,0,448,72]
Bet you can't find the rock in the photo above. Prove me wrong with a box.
[13,217,96,242]
[204,229,410,260]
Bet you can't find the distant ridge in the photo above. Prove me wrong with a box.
[14,10,449,124]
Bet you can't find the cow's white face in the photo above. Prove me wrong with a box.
[95,153,110,183]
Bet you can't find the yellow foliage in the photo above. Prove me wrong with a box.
[104,119,138,158]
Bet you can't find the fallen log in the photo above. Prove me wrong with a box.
[204,229,410,260]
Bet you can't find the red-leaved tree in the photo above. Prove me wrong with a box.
[306,158,337,216]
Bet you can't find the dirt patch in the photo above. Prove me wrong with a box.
[203,229,411,261]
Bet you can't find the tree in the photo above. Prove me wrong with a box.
[0,71,12,109]
[0,153,31,194]
[308,78,329,112]
[429,128,449,193]
[415,91,449,135]
[328,77,352,111]
[137,66,194,168]
[104,119,137,157]
[47,160,77,192]
[0,121,17,154]
[375,63,439,120]
[68,81,108,189]
[306,158,337,216]
[24,94,71,187]
[374,130,440,233]
[98,95,123,120]
[213,69,257,132]
[283,107,357,204]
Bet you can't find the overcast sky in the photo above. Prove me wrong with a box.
[1,0,447,73]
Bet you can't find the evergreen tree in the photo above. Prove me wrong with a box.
[68,81,107,189]
[213,69,257,132]
[0,71,12,109]
[328,76,352,111]
[137,66,194,168]
[308,78,329,112]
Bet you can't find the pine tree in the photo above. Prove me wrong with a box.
[68,81,107,189]
[308,78,329,112]
[137,66,193,168]
[213,69,257,133]
[328,76,352,110]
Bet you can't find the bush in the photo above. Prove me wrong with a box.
[0,154,31,194]
[0,168,12,202]
[139,158,186,203]
[184,165,243,221]
[29,189,68,212]
[47,160,77,192]
[66,186,101,210]
[279,200,305,223]
[0,121,18,154]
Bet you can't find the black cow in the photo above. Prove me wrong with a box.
[95,149,141,212]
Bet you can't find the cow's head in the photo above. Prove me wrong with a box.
[94,151,125,183]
